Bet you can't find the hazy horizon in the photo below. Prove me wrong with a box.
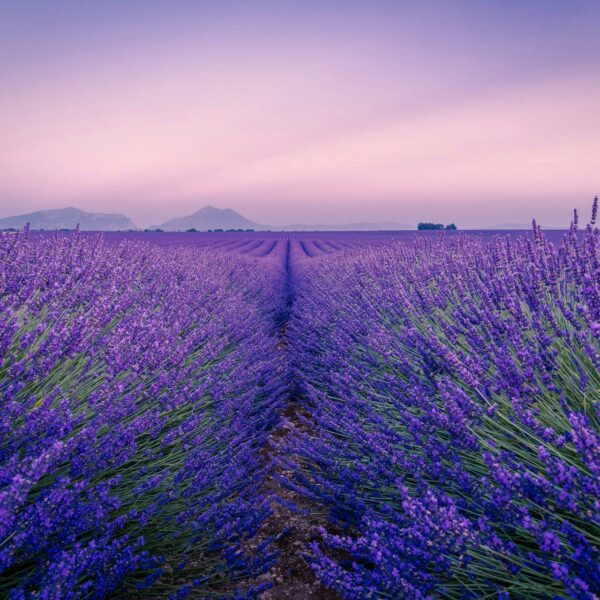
[1,1,599,228]
[0,202,590,230]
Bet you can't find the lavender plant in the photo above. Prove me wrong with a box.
[0,231,286,598]
[3,216,598,598]
[286,207,599,598]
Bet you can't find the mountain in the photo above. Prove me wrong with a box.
[0,207,138,231]
[158,206,264,231]
[156,206,412,231]
[1,204,412,232]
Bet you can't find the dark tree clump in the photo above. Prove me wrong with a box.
[417,222,458,230]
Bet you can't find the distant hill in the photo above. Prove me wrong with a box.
[0,204,414,232]
[0,207,138,231]
[158,206,264,231]
[156,205,412,231]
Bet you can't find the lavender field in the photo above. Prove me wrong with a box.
[1,206,599,599]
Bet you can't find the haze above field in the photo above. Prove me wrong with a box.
[1,1,599,228]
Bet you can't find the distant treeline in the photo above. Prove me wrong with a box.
[417,222,457,230]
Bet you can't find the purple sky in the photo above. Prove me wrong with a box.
[1,1,599,228]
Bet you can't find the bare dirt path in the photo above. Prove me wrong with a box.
[255,240,340,599]
[256,405,339,600]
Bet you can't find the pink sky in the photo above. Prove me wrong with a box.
[1,1,599,227]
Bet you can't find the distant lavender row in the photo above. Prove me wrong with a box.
[0,230,286,598]
[286,209,599,598]
[31,228,572,249]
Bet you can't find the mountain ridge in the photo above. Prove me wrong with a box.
[157,205,265,231]
[154,206,412,231]
[0,207,138,231]
[1,205,414,232]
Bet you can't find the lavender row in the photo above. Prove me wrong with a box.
[286,206,599,598]
[0,230,286,598]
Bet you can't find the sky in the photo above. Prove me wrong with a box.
[1,1,599,228]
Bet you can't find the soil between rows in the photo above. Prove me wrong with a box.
[256,242,340,599]
[256,404,340,600]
